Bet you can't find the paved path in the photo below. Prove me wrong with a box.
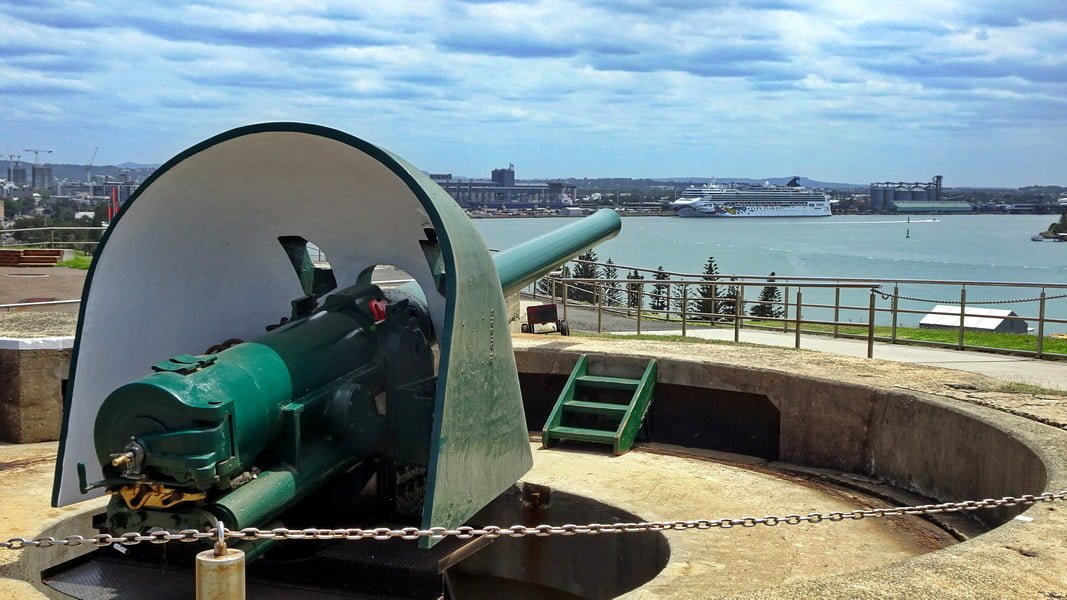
[520,296,1067,391]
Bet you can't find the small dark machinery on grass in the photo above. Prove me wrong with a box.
[47,124,620,597]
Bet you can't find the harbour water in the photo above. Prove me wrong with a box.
[474,214,1067,332]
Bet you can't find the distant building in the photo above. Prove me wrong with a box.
[91,182,138,203]
[431,165,576,209]
[8,163,27,186]
[31,165,53,191]
[919,305,1028,334]
[870,176,948,211]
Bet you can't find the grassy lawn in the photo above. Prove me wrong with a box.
[747,320,1067,357]
[56,254,93,270]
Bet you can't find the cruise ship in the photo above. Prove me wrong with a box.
[670,177,831,217]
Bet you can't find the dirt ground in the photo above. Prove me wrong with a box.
[0,267,86,307]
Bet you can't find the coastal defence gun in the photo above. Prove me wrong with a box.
[51,124,621,571]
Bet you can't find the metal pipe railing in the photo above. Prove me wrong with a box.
[532,269,1067,361]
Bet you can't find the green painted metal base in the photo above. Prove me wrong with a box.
[541,355,657,455]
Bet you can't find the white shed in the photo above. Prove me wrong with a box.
[919,305,1028,334]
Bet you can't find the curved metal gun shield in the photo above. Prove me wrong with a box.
[53,124,532,535]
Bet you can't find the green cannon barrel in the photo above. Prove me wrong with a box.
[493,208,621,295]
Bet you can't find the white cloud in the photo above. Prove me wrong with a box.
[0,0,1064,185]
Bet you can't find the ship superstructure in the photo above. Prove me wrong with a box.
[670,177,831,217]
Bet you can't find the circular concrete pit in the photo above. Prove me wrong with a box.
[12,339,1067,599]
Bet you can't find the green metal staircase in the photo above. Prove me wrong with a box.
[541,355,657,455]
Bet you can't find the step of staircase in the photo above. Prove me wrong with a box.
[575,375,641,390]
[561,400,628,417]
[546,426,616,444]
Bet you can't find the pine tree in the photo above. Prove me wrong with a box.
[650,267,670,315]
[537,273,556,298]
[603,258,622,306]
[718,277,739,318]
[1051,212,1067,235]
[695,256,720,321]
[626,269,645,310]
[570,250,600,303]
[750,272,783,319]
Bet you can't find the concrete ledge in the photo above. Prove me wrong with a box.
[513,337,1067,598]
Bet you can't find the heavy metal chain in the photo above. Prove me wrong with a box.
[3,489,1065,550]
[878,290,1067,305]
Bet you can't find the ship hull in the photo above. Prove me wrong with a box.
[674,203,831,217]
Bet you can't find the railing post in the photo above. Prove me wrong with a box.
[681,286,688,338]
[794,290,803,349]
[636,283,643,335]
[712,284,719,325]
[596,284,602,334]
[832,286,840,338]
[867,289,876,358]
[733,284,741,343]
[661,281,670,320]
[783,285,790,332]
[958,287,967,351]
[562,281,568,323]
[50,229,55,249]
[531,279,538,300]
[1037,290,1046,358]
[890,284,899,344]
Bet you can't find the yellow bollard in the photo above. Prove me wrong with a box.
[195,547,245,600]
[196,524,245,600]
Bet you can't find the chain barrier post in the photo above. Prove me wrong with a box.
[1037,290,1046,358]
[196,524,245,600]
[890,284,899,344]
[832,286,840,338]
[958,287,967,351]
[794,290,803,349]
[867,289,876,359]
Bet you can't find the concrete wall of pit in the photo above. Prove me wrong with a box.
[515,350,1047,529]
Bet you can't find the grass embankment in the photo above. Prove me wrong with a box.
[747,320,1067,356]
[56,255,93,270]
[994,382,1067,397]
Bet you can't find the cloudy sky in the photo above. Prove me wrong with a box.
[1,0,1065,186]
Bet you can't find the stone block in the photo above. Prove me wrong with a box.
[0,347,70,443]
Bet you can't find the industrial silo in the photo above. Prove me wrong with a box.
[912,187,926,202]
[926,186,937,202]
[871,186,885,210]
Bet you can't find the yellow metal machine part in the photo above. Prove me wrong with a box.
[117,484,208,510]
